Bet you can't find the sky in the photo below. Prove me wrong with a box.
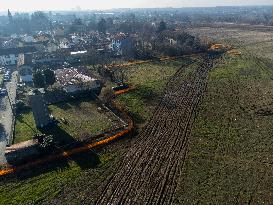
[1,0,273,12]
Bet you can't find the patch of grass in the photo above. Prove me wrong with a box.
[48,98,119,140]
[176,54,273,204]
[0,151,116,205]
[117,59,191,126]
[14,98,120,144]
[14,110,40,144]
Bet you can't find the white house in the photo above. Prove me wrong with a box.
[59,38,70,49]
[71,35,85,44]
[111,33,126,55]
[0,53,18,66]
[55,67,101,94]
[22,35,36,43]
[0,47,37,66]
[169,38,178,45]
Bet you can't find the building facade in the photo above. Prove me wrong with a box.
[0,47,36,66]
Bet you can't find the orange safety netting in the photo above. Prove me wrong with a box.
[0,54,201,177]
[114,87,135,95]
[209,43,232,51]
[227,49,242,56]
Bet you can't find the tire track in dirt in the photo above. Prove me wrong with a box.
[95,55,216,205]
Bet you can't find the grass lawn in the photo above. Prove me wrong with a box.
[48,98,121,140]
[15,110,41,144]
[175,53,273,204]
[0,149,121,204]
[117,58,194,125]
[14,97,121,144]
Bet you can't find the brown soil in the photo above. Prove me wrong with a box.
[94,55,217,204]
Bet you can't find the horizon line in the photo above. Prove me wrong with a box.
[1,4,273,13]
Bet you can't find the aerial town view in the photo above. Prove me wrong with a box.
[1,0,273,204]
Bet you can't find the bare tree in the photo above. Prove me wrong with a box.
[100,87,115,104]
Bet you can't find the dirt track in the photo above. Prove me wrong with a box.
[95,55,216,205]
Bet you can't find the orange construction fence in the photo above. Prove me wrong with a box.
[114,87,135,95]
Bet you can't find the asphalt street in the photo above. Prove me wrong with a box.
[0,71,18,164]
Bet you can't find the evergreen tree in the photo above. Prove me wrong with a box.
[43,69,56,87]
[98,18,107,34]
[33,70,45,88]
[157,21,167,33]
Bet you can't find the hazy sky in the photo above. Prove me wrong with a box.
[2,0,273,12]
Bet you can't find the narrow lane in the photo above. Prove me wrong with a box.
[0,71,18,164]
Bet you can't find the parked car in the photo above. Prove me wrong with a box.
[0,88,7,96]
[112,83,129,92]
[3,77,10,82]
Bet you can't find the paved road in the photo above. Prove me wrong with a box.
[0,96,7,165]
[0,71,18,164]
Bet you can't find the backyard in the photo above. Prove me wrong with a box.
[15,97,122,144]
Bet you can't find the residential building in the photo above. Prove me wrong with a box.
[17,53,32,67]
[46,42,59,53]
[111,33,126,55]
[111,33,134,57]
[0,47,36,66]
[55,67,101,94]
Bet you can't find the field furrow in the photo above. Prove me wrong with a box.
[95,55,216,204]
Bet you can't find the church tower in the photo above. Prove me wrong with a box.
[8,9,13,24]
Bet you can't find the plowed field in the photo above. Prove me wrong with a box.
[95,55,217,204]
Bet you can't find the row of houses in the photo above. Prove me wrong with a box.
[18,61,101,96]
[0,46,37,66]
[0,31,136,66]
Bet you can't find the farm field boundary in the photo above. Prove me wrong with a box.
[106,53,200,69]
